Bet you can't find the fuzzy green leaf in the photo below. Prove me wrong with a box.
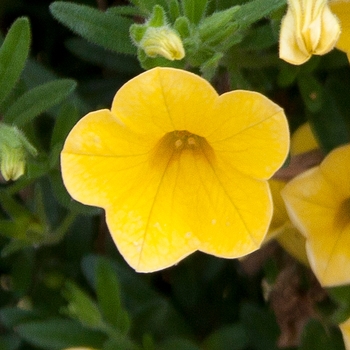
[0,17,31,105]
[49,2,136,55]
[182,0,208,24]
[4,79,76,127]
[234,0,286,29]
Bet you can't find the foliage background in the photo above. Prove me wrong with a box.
[1,0,350,349]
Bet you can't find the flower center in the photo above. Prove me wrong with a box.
[150,130,215,167]
[335,197,350,230]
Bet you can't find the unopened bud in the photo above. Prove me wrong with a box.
[140,26,185,61]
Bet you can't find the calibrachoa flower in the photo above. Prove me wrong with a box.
[282,144,350,286]
[330,0,350,61]
[264,123,318,265]
[61,67,289,272]
[340,317,350,350]
[279,0,341,65]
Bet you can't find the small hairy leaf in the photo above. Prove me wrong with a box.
[0,17,31,105]
[50,2,136,55]
[4,79,76,126]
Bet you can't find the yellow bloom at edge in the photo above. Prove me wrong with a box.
[340,317,350,350]
[330,0,350,61]
[282,144,350,286]
[264,123,318,265]
[61,67,289,272]
[279,0,341,65]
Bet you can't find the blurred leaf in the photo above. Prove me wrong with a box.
[202,324,249,350]
[22,59,90,115]
[10,250,34,296]
[307,86,350,154]
[182,0,208,24]
[0,17,30,106]
[158,338,200,350]
[240,303,279,350]
[65,38,142,74]
[105,5,144,17]
[277,63,299,87]
[4,79,77,127]
[0,334,21,350]
[50,102,80,151]
[299,319,345,350]
[234,0,286,29]
[128,0,168,15]
[63,281,103,329]
[16,318,106,349]
[168,0,181,23]
[298,74,324,113]
[102,337,137,350]
[96,257,130,333]
[327,285,350,324]
[82,255,191,340]
[49,2,136,55]
[0,307,40,328]
[240,23,277,51]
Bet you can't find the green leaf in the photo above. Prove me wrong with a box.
[298,74,324,113]
[50,102,79,150]
[199,7,238,43]
[96,257,130,333]
[299,319,345,350]
[327,284,350,323]
[66,38,142,74]
[0,17,31,105]
[307,85,350,154]
[182,0,208,24]
[240,303,279,350]
[168,0,181,23]
[0,307,40,328]
[0,334,21,350]
[158,338,201,350]
[3,79,76,127]
[202,324,249,350]
[16,318,106,349]
[234,0,286,29]
[63,281,103,329]
[49,2,136,55]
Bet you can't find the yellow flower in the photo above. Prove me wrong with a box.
[330,0,350,61]
[340,317,350,350]
[265,123,318,265]
[279,0,341,65]
[282,144,350,286]
[61,67,289,272]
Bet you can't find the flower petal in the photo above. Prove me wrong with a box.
[279,9,311,65]
[340,317,350,350]
[331,1,350,54]
[207,91,289,179]
[111,67,218,138]
[61,109,155,207]
[282,146,350,286]
[105,139,272,272]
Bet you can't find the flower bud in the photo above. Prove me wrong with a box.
[279,0,341,65]
[0,144,25,181]
[0,123,37,181]
[140,26,185,60]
